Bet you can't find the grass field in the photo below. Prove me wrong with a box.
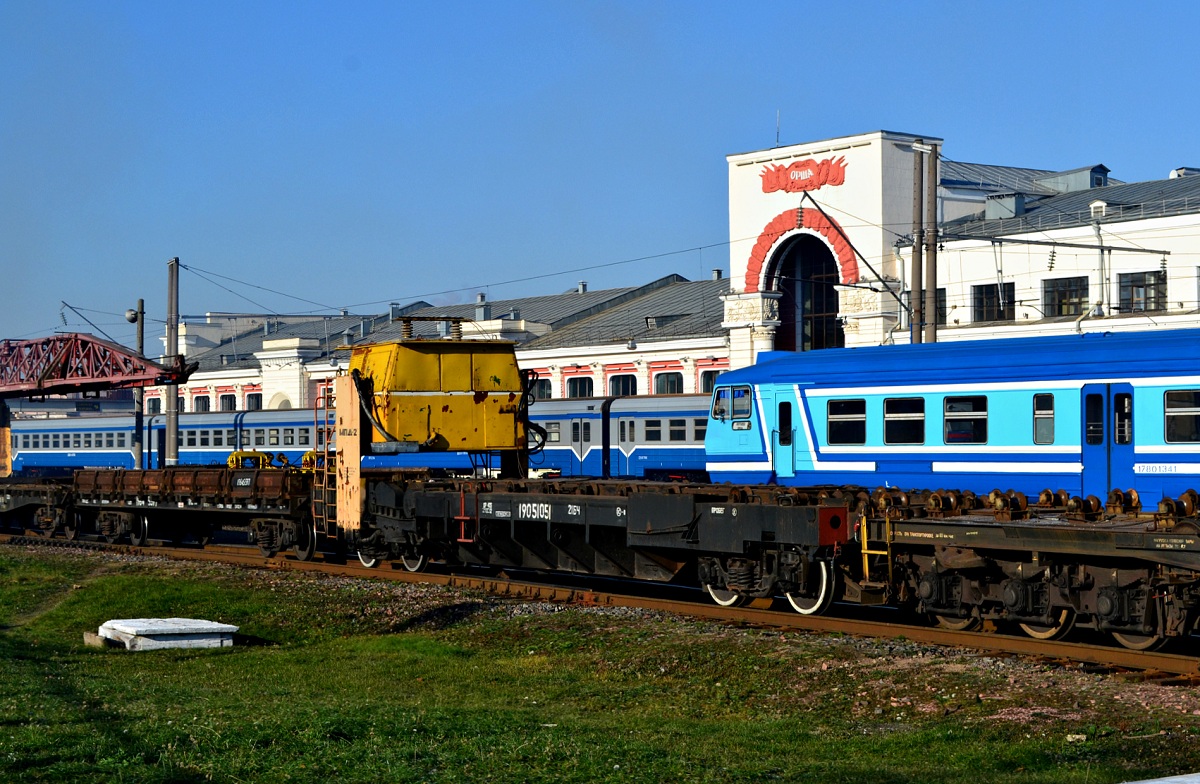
[2,545,1200,782]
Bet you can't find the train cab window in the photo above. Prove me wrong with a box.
[827,399,866,445]
[884,398,925,444]
[1114,393,1133,445]
[1165,390,1200,442]
[610,375,637,396]
[693,418,707,442]
[545,422,561,443]
[1033,394,1055,444]
[283,428,295,446]
[654,372,683,395]
[777,403,793,446]
[199,430,210,447]
[1085,394,1105,445]
[669,419,687,442]
[298,428,310,446]
[944,396,987,444]
[566,377,593,398]
[646,420,663,442]
[732,386,752,418]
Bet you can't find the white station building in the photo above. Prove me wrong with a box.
[115,129,1200,415]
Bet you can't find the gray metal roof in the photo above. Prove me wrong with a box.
[523,277,730,350]
[946,173,1200,237]
[940,160,1059,195]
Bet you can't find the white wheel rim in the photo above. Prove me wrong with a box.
[357,549,379,568]
[705,584,743,607]
[786,561,831,615]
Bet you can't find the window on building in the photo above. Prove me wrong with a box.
[944,396,987,444]
[566,377,593,398]
[884,398,925,444]
[1166,390,1200,442]
[972,282,1015,322]
[609,375,637,396]
[147,398,161,415]
[219,394,237,412]
[176,397,185,413]
[654,372,684,395]
[907,288,948,327]
[828,399,866,445]
[246,393,262,411]
[193,396,211,413]
[700,370,720,394]
[645,419,662,442]
[1033,394,1054,444]
[531,378,552,400]
[669,419,687,441]
[1044,276,1089,316]
[1119,271,1167,313]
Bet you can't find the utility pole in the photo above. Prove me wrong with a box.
[165,258,179,467]
[910,141,924,344]
[923,142,940,344]
[126,299,145,469]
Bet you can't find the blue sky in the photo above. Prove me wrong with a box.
[1,0,1195,347]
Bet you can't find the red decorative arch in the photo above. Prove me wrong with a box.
[742,208,859,293]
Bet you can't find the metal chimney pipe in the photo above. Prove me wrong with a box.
[165,258,179,467]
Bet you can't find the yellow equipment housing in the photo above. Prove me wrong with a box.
[346,338,527,453]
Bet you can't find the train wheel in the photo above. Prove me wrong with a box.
[292,521,317,562]
[785,560,837,616]
[356,549,380,569]
[704,584,746,608]
[399,552,427,572]
[1111,631,1168,651]
[931,614,980,631]
[1018,609,1075,641]
[129,515,150,547]
[63,512,82,541]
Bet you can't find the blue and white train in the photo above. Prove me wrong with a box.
[705,329,1200,502]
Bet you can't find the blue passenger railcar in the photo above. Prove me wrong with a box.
[705,330,1200,502]
[528,394,710,480]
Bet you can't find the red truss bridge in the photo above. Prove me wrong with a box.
[0,333,195,399]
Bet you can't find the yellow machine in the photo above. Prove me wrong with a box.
[345,337,528,454]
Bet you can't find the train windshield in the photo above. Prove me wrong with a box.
[711,386,752,420]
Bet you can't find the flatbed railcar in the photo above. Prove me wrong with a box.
[7,330,1200,653]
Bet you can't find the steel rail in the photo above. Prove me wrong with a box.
[5,533,1198,676]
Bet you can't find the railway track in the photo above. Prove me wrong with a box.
[5,531,1199,678]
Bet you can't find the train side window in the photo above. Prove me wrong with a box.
[545,422,561,443]
[268,428,280,447]
[21,435,29,449]
[731,386,752,419]
[1085,394,1105,445]
[1165,390,1200,442]
[1114,393,1133,445]
[828,399,866,445]
[199,430,210,447]
[1033,394,1055,444]
[711,388,731,420]
[646,420,662,442]
[52,434,61,449]
[283,428,295,446]
[884,398,925,445]
[82,434,91,449]
[213,431,223,447]
[571,422,580,443]
[693,418,707,442]
[582,422,591,442]
[107,433,116,448]
[944,396,987,444]
[669,419,687,441]
[299,428,310,446]
[254,429,265,447]
[185,431,196,447]
[777,403,793,446]
[117,433,127,448]
[73,433,81,448]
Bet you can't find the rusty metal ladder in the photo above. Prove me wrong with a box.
[312,388,337,535]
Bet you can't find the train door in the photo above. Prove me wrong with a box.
[615,416,636,476]
[771,395,796,479]
[569,417,591,475]
[1081,383,1135,498]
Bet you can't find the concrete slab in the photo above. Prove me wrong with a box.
[1124,775,1200,783]
[97,618,239,650]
